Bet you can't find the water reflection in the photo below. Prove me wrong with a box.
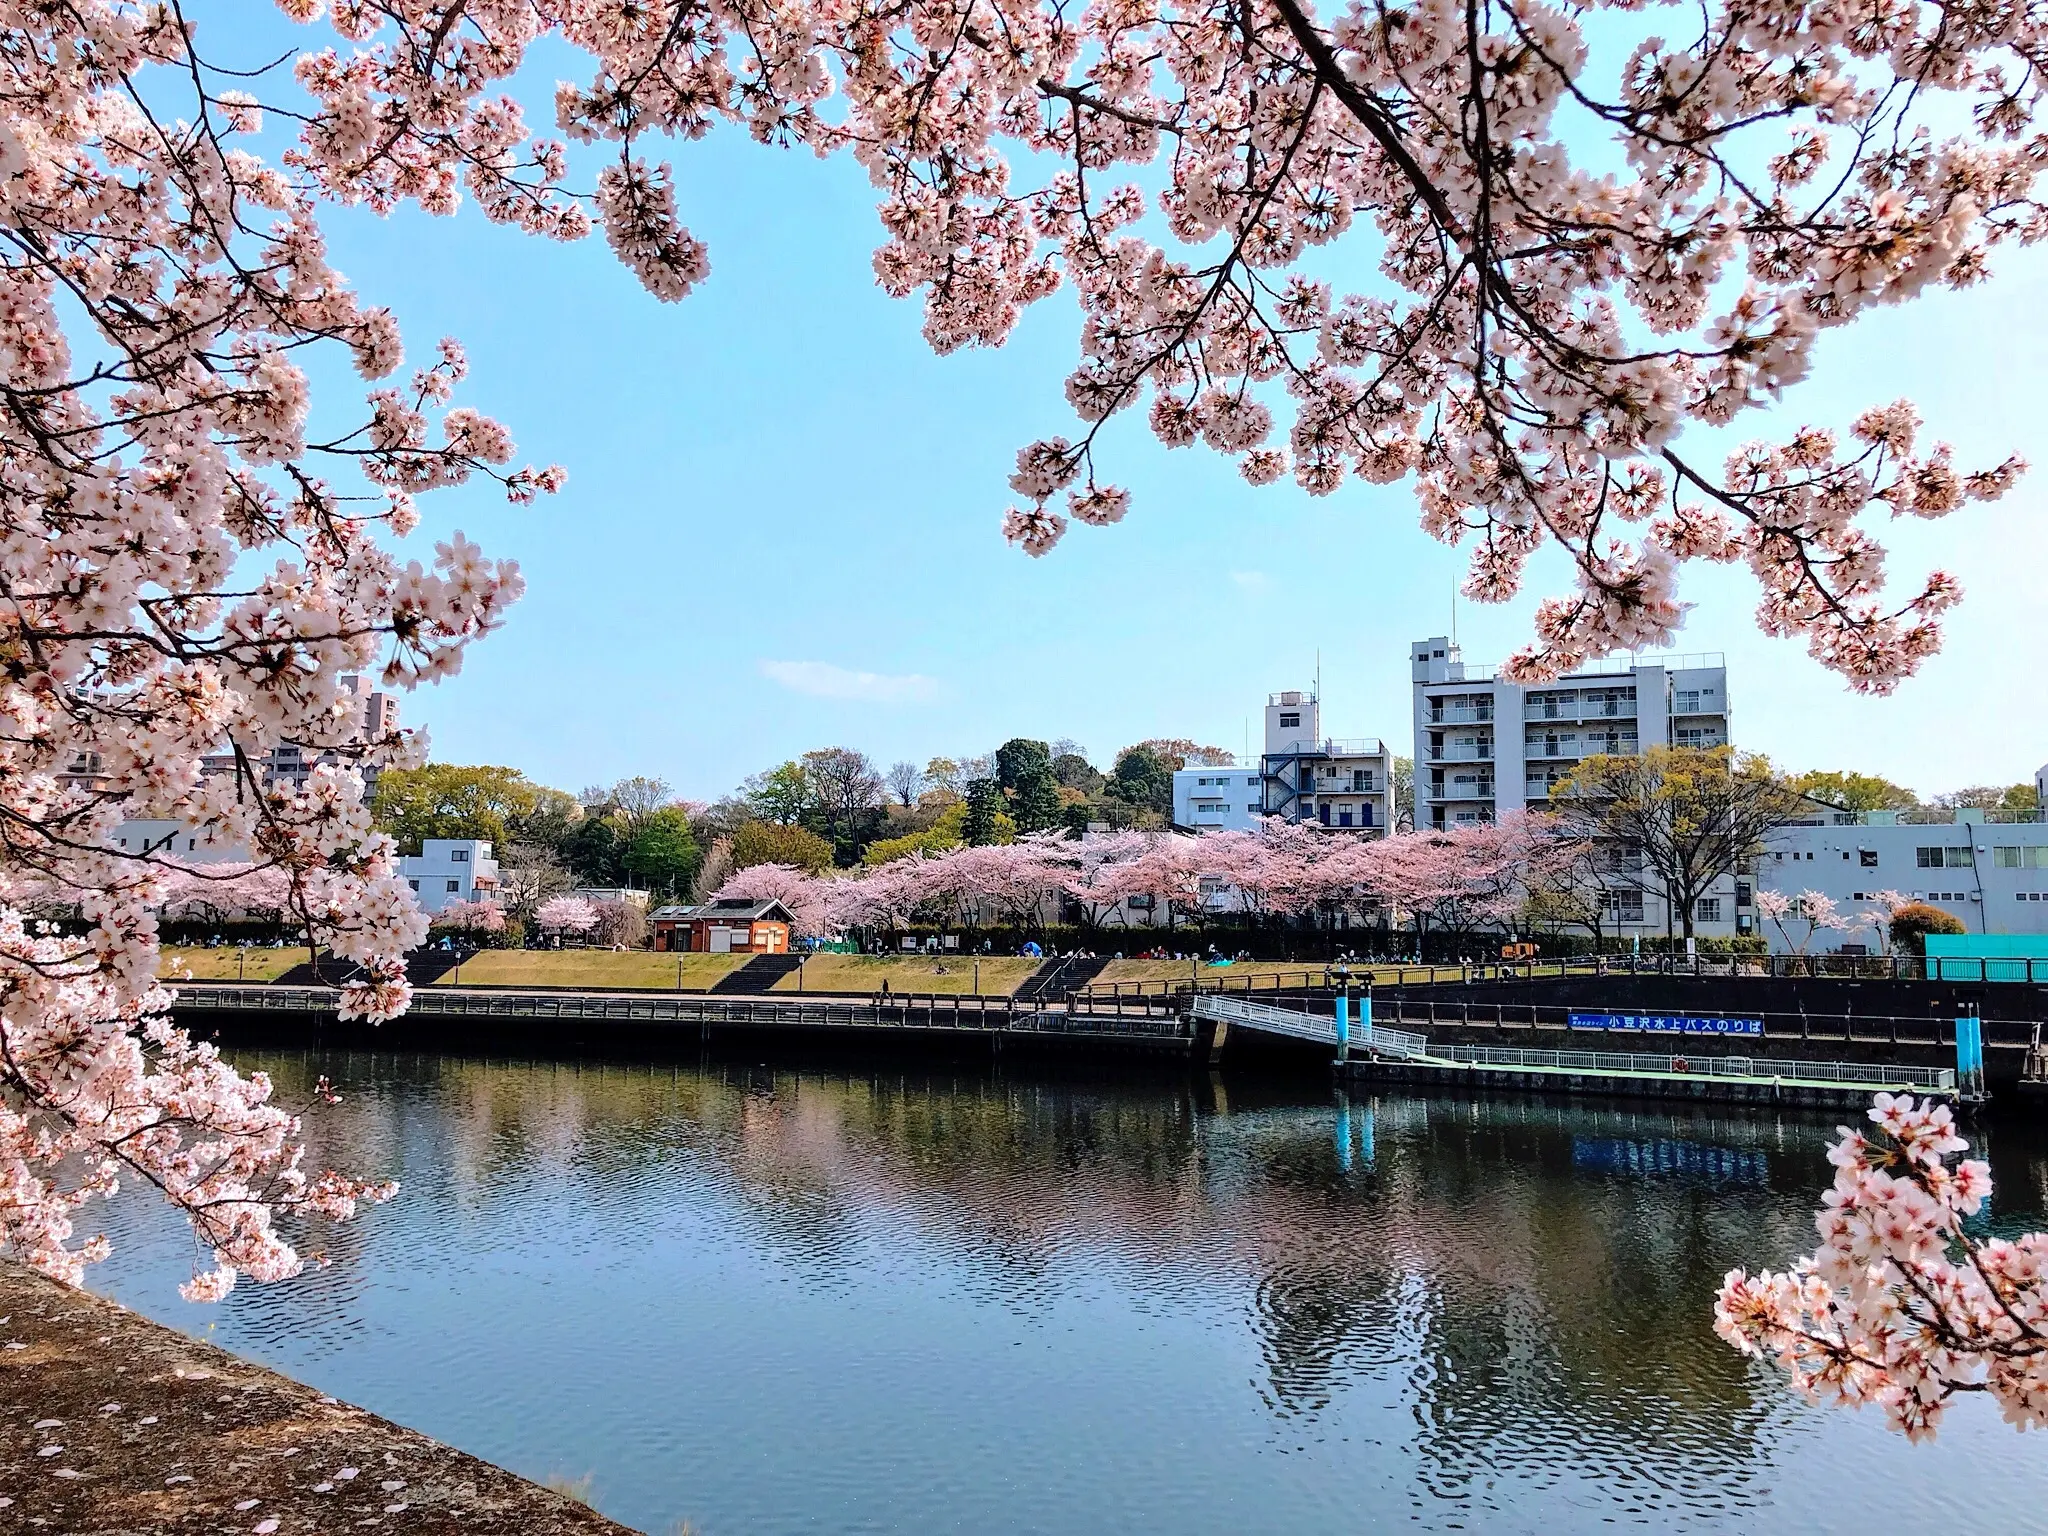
[86,1053,2048,1535]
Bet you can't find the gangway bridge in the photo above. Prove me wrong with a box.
[1185,993,1957,1106]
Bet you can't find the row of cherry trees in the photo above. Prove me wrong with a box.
[715,815,1572,945]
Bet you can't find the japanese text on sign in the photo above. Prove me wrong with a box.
[1569,1012,1763,1038]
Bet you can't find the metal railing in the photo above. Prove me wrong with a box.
[1377,994,2023,1053]
[1428,1043,1955,1092]
[1190,993,1431,1058]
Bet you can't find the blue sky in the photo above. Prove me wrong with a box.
[272,44,2048,804]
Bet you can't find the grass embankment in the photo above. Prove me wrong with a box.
[432,951,751,990]
[766,954,1042,997]
[162,945,311,982]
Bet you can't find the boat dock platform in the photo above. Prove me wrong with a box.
[1187,994,1959,1107]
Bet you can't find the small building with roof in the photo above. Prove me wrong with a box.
[649,898,794,954]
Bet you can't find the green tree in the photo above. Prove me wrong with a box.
[623,807,702,897]
[1796,769,1921,811]
[1106,745,1175,814]
[731,819,835,873]
[963,777,1007,845]
[1553,746,1807,941]
[1936,783,2040,812]
[862,802,968,865]
[1391,754,1415,830]
[743,761,815,824]
[371,764,541,854]
[1012,767,1063,831]
[995,738,1052,792]
[562,814,626,887]
[1051,752,1103,794]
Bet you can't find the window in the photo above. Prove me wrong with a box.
[1860,849,1879,867]
[1605,891,1646,923]
[1695,898,1722,923]
[1246,804,1259,814]
[1675,690,1700,713]
[446,879,460,893]
[408,879,419,892]
[1994,846,2048,868]
[1126,893,1155,910]
[1279,712,1300,728]
[1917,846,1974,868]
[1247,776,1260,786]
[451,848,469,862]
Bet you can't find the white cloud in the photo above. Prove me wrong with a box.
[1230,570,1273,596]
[758,659,943,705]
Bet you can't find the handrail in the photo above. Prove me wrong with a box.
[1428,1043,1954,1092]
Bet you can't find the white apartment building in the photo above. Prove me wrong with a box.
[1410,636,1739,937]
[1173,691,1395,835]
[1173,764,1267,831]
[110,675,403,866]
[399,838,500,914]
[1757,808,2048,952]
[1259,690,1393,833]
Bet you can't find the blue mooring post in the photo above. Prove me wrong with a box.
[1956,1011,1986,1101]
[1334,991,1351,1062]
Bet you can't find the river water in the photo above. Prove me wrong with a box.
[84,1050,2048,1534]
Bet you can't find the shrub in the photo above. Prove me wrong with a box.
[1888,901,1968,955]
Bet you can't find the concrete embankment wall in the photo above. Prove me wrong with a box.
[0,1260,637,1534]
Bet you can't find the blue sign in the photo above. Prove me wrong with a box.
[1569,1011,1762,1038]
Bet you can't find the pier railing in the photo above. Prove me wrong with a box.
[1374,995,2025,1053]
[1429,1043,1956,1092]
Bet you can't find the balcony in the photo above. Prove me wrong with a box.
[1435,779,1496,800]
[1430,744,1493,762]
[1428,705,1494,724]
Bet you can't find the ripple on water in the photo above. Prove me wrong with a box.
[84,1054,2048,1536]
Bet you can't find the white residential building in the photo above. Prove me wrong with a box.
[1410,636,1739,938]
[1757,808,2048,952]
[110,820,248,864]
[1172,691,1394,835]
[109,675,403,860]
[1172,764,1267,831]
[400,838,500,914]
[1258,690,1394,834]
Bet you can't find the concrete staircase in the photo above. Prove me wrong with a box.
[1015,955,1111,1002]
[711,953,806,993]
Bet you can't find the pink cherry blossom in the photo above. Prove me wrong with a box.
[1718,1095,2048,1441]
[534,896,599,935]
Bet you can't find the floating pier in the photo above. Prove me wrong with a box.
[1187,993,1960,1106]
